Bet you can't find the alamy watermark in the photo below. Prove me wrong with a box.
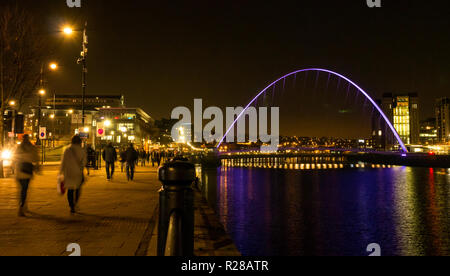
[367,0,382,8]
[66,0,81,8]
[67,243,81,256]
[171,99,280,152]
[67,1,381,9]
[366,243,381,256]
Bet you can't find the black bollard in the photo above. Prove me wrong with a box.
[157,159,196,256]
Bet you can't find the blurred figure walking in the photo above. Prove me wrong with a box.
[125,143,138,181]
[156,151,162,167]
[120,148,127,172]
[86,144,96,175]
[102,143,117,181]
[13,134,39,217]
[60,135,86,214]
[139,149,146,167]
[151,150,156,167]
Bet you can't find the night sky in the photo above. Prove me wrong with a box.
[11,0,450,138]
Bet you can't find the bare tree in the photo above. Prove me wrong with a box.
[0,2,49,176]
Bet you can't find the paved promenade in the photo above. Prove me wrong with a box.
[0,164,160,256]
[0,163,240,256]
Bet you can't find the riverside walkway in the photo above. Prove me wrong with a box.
[0,164,239,256]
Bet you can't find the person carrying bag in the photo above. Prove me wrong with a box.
[59,135,87,214]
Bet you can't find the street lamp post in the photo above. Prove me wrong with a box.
[62,23,88,137]
[36,62,57,145]
[9,101,16,143]
[77,22,88,128]
[37,89,45,146]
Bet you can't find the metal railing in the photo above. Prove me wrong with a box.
[157,159,195,256]
[164,211,183,256]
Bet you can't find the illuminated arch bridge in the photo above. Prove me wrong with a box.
[217,68,408,153]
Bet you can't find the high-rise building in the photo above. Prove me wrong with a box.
[372,99,387,150]
[374,93,420,149]
[419,118,438,145]
[435,98,450,143]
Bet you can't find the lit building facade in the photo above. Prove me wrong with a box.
[95,107,154,149]
[435,98,450,143]
[25,94,125,145]
[419,118,438,145]
[378,93,420,148]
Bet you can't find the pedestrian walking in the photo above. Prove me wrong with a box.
[13,134,39,217]
[140,149,146,167]
[151,150,156,167]
[125,143,139,181]
[60,135,87,214]
[120,149,127,172]
[156,151,162,167]
[102,143,117,181]
[86,144,95,175]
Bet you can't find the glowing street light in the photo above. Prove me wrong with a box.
[104,120,112,127]
[63,26,74,35]
[9,100,15,106]
[62,23,89,128]
[1,149,12,160]
[49,63,58,71]
[39,89,46,96]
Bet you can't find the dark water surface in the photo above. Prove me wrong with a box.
[201,166,450,256]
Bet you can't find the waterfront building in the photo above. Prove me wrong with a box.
[435,98,450,143]
[95,107,154,149]
[373,93,420,150]
[419,118,438,145]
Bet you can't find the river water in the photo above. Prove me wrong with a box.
[200,166,450,256]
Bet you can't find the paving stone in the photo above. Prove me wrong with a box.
[0,164,160,256]
[0,162,240,256]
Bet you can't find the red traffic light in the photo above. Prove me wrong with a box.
[97,129,104,135]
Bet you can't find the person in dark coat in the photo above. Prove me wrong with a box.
[86,144,96,175]
[13,135,39,217]
[120,149,127,172]
[139,149,146,167]
[151,150,156,167]
[125,143,139,181]
[102,143,117,180]
[156,151,162,166]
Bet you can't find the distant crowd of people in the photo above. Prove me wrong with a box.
[13,134,177,217]
[100,143,176,182]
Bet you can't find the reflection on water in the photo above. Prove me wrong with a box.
[202,166,450,256]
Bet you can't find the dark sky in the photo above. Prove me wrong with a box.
[15,0,450,138]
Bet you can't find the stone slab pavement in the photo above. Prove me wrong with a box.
[0,163,161,256]
[0,162,241,256]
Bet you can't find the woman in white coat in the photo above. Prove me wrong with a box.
[60,135,87,214]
